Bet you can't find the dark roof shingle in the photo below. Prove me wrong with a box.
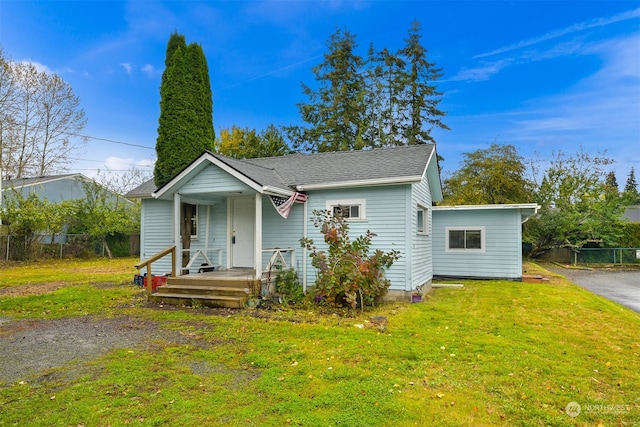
[126,144,435,197]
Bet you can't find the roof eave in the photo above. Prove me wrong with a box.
[295,176,422,191]
[424,148,443,202]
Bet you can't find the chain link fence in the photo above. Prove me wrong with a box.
[0,233,140,261]
[538,247,640,265]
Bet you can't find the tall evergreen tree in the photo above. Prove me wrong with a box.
[290,21,447,153]
[290,28,366,153]
[623,167,640,204]
[154,32,215,187]
[605,171,619,191]
[362,45,407,148]
[397,20,449,145]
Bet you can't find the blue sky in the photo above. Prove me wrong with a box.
[1,0,639,187]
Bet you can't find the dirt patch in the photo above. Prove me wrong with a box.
[0,281,77,297]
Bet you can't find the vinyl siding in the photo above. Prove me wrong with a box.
[3,176,122,206]
[302,185,410,291]
[180,164,253,194]
[140,199,174,274]
[261,195,305,273]
[432,209,523,279]
[410,176,433,290]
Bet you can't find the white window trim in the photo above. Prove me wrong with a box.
[326,199,367,221]
[417,205,429,235]
[445,226,485,253]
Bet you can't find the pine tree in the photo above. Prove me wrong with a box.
[363,45,407,148]
[290,28,366,152]
[605,171,619,191]
[623,167,640,204]
[397,20,449,145]
[154,32,214,187]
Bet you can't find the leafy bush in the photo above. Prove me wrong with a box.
[618,222,640,248]
[300,209,400,309]
[275,268,305,304]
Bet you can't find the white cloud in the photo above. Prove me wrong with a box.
[105,156,154,170]
[141,64,155,77]
[474,7,640,59]
[449,59,513,82]
[16,59,53,74]
[121,62,132,74]
[493,34,639,179]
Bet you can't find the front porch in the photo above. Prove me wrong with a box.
[152,268,259,308]
[136,246,298,308]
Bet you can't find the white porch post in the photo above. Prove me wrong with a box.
[254,192,262,280]
[173,192,182,276]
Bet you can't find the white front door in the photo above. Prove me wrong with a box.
[232,197,255,268]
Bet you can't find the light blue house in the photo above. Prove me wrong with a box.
[2,173,93,205]
[128,145,537,301]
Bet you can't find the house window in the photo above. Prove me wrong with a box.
[186,203,198,239]
[446,227,485,252]
[326,199,366,221]
[417,205,429,235]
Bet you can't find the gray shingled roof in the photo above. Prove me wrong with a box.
[624,205,640,223]
[127,144,435,197]
[2,173,80,189]
[125,177,158,198]
[244,144,434,187]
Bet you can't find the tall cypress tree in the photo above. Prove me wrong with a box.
[154,32,215,187]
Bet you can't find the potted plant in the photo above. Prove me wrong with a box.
[411,286,423,303]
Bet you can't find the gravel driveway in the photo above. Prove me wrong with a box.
[0,315,188,384]
[544,265,640,313]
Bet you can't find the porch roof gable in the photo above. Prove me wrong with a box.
[151,152,293,200]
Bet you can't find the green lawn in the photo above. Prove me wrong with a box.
[0,259,638,426]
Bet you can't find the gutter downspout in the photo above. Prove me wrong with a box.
[303,199,308,293]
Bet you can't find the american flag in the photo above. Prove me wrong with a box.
[270,192,308,219]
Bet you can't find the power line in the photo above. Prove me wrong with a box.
[4,123,156,150]
[69,157,154,167]
[66,131,155,150]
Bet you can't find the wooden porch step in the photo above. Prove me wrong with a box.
[156,284,249,297]
[150,293,245,309]
[167,277,259,289]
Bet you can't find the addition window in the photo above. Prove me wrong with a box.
[326,199,366,221]
[446,227,485,252]
[417,205,429,235]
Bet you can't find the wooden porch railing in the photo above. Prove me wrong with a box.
[135,246,176,297]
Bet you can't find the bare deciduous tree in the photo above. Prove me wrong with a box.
[0,47,86,179]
